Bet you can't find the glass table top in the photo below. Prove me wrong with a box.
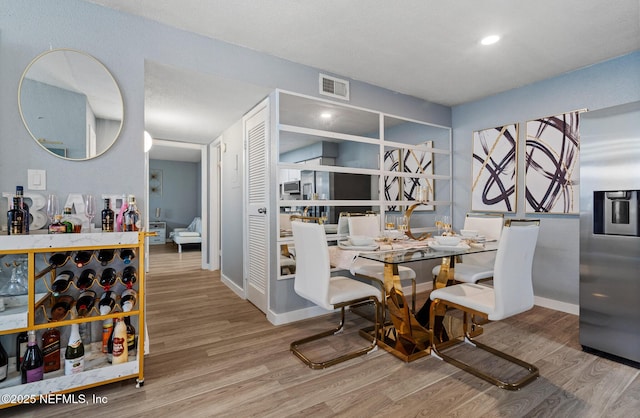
[357,242,499,264]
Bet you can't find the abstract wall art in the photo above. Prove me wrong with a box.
[472,124,518,212]
[525,111,580,214]
[402,142,434,211]
[383,149,402,211]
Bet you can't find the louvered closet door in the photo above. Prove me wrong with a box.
[244,100,270,313]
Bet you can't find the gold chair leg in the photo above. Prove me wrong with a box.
[429,298,539,390]
[290,296,379,369]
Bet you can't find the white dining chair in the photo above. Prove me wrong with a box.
[344,213,418,311]
[428,220,540,390]
[432,212,504,284]
[290,221,380,369]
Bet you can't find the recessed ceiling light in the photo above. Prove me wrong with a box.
[480,35,500,46]
[320,112,332,119]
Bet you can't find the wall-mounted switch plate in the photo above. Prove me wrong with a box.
[27,169,46,190]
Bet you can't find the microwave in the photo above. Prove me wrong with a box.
[282,180,301,194]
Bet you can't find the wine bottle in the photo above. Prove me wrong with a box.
[21,330,44,383]
[116,196,128,232]
[51,270,74,296]
[121,288,137,312]
[97,248,115,266]
[74,251,93,268]
[16,331,27,372]
[123,195,141,231]
[122,266,137,287]
[111,318,128,365]
[76,290,97,317]
[50,295,74,321]
[7,196,26,235]
[101,198,115,232]
[16,186,30,234]
[99,268,117,288]
[42,328,61,373]
[99,290,116,314]
[76,269,97,290]
[0,339,8,382]
[120,248,136,265]
[64,317,84,375]
[124,316,137,357]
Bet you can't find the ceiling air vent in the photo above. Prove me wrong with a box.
[319,74,349,100]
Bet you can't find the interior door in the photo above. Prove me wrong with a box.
[244,99,270,313]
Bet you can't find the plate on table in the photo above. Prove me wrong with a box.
[338,241,379,251]
[428,241,470,251]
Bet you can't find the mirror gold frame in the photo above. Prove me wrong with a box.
[18,48,124,160]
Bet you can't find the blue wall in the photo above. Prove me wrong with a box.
[149,159,201,234]
[452,52,640,307]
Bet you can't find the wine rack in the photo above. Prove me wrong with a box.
[0,232,147,409]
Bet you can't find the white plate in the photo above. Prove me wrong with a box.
[338,241,379,251]
[428,242,470,251]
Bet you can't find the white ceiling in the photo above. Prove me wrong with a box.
[82,0,640,161]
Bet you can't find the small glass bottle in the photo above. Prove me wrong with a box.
[48,214,66,234]
[7,196,26,235]
[61,207,82,233]
[101,198,114,232]
[123,195,141,231]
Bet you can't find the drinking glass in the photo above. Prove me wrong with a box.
[441,215,451,234]
[320,211,328,224]
[397,215,409,232]
[84,194,96,231]
[384,214,396,230]
[46,194,59,224]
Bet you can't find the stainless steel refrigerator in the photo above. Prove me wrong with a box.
[580,101,640,364]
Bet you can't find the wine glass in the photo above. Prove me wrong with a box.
[441,215,451,235]
[46,194,59,224]
[0,259,28,296]
[84,194,96,231]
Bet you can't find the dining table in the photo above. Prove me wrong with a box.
[329,237,499,362]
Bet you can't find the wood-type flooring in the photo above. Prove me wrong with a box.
[6,243,640,417]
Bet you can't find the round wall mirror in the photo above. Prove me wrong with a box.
[18,49,124,160]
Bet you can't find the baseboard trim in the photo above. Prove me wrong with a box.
[221,273,245,300]
[534,295,579,316]
[267,305,329,326]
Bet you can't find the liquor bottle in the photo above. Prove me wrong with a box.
[120,248,136,265]
[64,317,84,375]
[116,196,128,232]
[122,266,137,288]
[42,328,61,373]
[123,195,141,231]
[50,295,74,321]
[74,251,93,268]
[124,316,137,357]
[101,198,115,232]
[0,340,8,382]
[99,268,117,288]
[97,248,115,266]
[21,330,44,383]
[16,186,30,234]
[99,290,116,314]
[76,289,97,317]
[121,288,137,312]
[16,331,28,372]
[111,318,128,365]
[7,196,26,235]
[102,317,113,354]
[76,269,97,290]
[48,215,66,234]
[51,270,74,296]
[62,207,82,233]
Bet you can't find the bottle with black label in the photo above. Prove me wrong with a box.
[0,339,8,382]
[42,328,61,373]
[76,269,97,290]
[21,330,44,383]
[16,186,30,234]
[7,196,26,235]
[99,290,116,314]
[97,249,115,266]
[124,316,137,358]
[123,195,141,231]
[101,198,115,232]
[51,270,74,296]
